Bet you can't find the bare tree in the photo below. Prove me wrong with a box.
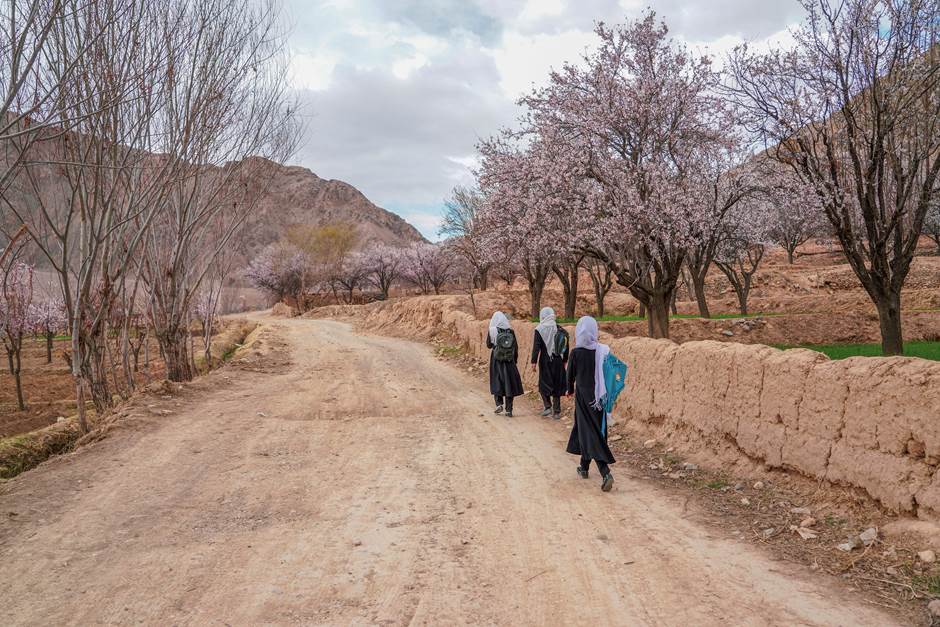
[0,0,122,197]
[439,186,491,289]
[7,0,174,430]
[138,0,299,382]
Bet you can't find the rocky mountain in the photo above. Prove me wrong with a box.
[241,161,425,258]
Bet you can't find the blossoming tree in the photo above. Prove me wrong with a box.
[726,0,940,354]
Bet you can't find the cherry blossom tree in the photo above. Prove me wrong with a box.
[726,0,940,354]
[520,12,735,338]
[245,242,308,306]
[331,252,370,304]
[684,149,758,318]
[360,244,403,300]
[1,262,33,410]
[714,196,774,315]
[400,243,455,296]
[757,165,826,264]
[477,125,593,318]
[29,296,66,364]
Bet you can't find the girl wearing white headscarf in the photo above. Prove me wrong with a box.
[565,316,615,491]
[530,307,569,419]
[486,311,524,416]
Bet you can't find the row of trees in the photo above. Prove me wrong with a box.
[246,231,458,306]
[0,262,64,411]
[1,0,298,430]
[447,0,937,355]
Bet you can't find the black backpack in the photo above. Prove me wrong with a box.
[494,329,515,362]
[553,328,569,357]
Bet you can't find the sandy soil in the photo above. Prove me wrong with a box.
[0,317,899,625]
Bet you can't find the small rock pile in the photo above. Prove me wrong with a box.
[719,317,766,338]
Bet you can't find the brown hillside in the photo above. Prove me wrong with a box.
[241,160,426,259]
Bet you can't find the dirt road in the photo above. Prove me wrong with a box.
[0,318,897,625]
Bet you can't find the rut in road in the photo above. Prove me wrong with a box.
[0,317,896,625]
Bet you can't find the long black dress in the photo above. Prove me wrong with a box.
[530,330,568,397]
[566,347,615,466]
[486,330,524,398]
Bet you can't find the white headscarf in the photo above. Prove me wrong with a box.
[575,316,609,410]
[488,311,511,343]
[535,306,558,357]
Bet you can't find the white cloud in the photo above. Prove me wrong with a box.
[487,28,596,99]
[518,0,565,22]
[282,0,805,233]
[402,211,445,240]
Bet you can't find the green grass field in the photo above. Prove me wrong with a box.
[532,312,771,324]
[775,341,940,361]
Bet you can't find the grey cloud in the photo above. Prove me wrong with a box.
[372,0,504,45]
[295,44,515,207]
[507,0,802,42]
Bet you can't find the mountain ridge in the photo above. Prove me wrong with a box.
[240,159,426,259]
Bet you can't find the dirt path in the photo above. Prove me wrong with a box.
[0,318,898,626]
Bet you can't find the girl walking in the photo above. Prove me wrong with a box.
[566,316,615,492]
[530,307,569,419]
[486,311,524,416]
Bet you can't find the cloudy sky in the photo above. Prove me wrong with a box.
[283,0,805,240]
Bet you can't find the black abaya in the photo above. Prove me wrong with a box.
[487,330,524,398]
[530,330,568,398]
[565,347,615,466]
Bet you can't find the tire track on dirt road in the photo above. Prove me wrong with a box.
[0,317,898,625]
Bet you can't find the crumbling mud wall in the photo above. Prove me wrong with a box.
[313,296,940,518]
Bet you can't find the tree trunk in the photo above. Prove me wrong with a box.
[690,271,710,318]
[736,282,750,316]
[84,337,113,412]
[552,261,580,319]
[13,346,25,410]
[594,285,606,317]
[646,291,670,339]
[529,280,545,319]
[6,349,13,375]
[786,246,796,264]
[876,290,903,356]
[670,290,678,315]
[638,303,646,318]
[46,331,53,363]
[159,324,195,382]
[478,267,489,291]
[524,259,550,318]
[71,320,89,433]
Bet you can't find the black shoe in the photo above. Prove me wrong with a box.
[540,407,552,417]
[577,466,589,479]
[505,411,513,417]
[552,413,561,420]
[494,405,503,414]
[601,473,614,492]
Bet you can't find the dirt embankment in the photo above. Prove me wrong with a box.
[315,296,940,520]
[0,319,258,479]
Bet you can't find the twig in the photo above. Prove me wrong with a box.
[853,575,920,598]
[526,569,551,583]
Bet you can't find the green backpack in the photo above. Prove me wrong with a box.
[494,329,515,362]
